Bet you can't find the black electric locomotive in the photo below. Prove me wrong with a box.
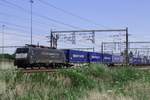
[14,45,66,68]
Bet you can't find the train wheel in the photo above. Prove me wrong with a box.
[23,65,26,69]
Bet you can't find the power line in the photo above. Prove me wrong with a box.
[1,32,46,45]
[5,26,29,33]
[0,11,59,28]
[1,26,49,39]
[1,0,82,29]
[1,32,45,39]
[0,33,45,45]
[0,21,29,29]
[38,0,109,29]
[36,14,81,29]
[0,0,29,12]
[0,24,46,40]
[0,20,47,33]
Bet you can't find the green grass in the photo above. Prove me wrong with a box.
[0,64,150,100]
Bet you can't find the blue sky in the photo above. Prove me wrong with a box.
[0,0,150,52]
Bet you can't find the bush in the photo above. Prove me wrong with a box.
[61,69,95,89]
[111,67,142,87]
[1,64,150,100]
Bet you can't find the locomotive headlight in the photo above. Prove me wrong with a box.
[15,53,27,59]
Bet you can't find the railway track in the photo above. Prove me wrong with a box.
[21,69,58,73]
[19,66,79,73]
[18,65,150,73]
[133,66,150,70]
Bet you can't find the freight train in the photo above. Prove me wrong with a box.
[14,45,149,68]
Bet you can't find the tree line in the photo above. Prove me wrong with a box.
[0,54,15,60]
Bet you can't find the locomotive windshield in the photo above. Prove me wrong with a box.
[16,48,29,53]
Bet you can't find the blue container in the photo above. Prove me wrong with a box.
[63,49,88,63]
[102,53,112,64]
[130,57,142,65]
[88,52,102,63]
[112,55,124,64]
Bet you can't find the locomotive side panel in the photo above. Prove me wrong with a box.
[29,48,65,64]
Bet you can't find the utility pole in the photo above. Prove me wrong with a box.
[92,31,95,44]
[125,27,129,65]
[101,42,104,63]
[30,0,34,44]
[93,47,95,52]
[55,34,59,48]
[2,25,5,62]
[101,42,103,54]
[72,32,76,44]
[50,29,53,47]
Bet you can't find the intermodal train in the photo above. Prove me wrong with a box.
[14,45,148,68]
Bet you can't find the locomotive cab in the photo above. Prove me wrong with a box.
[14,47,29,68]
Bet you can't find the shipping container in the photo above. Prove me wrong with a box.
[102,53,112,64]
[88,52,102,63]
[130,57,142,65]
[112,55,124,64]
[63,49,88,63]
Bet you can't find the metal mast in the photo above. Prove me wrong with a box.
[126,27,129,65]
[30,0,34,44]
[2,25,5,61]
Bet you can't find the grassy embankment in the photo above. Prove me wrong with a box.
[0,64,150,100]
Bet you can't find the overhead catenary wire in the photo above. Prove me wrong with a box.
[0,23,46,40]
[0,0,102,49]
[3,26,29,33]
[0,0,98,47]
[0,20,50,33]
[0,24,50,39]
[0,11,60,29]
[38,0,109,29]
[0,21,30,29]
[1,31,46,39]
[0,32,47,45]
[0,34,45,46]
[0,21,38,35]
[0,26,46,38]
[1,0,83,29]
